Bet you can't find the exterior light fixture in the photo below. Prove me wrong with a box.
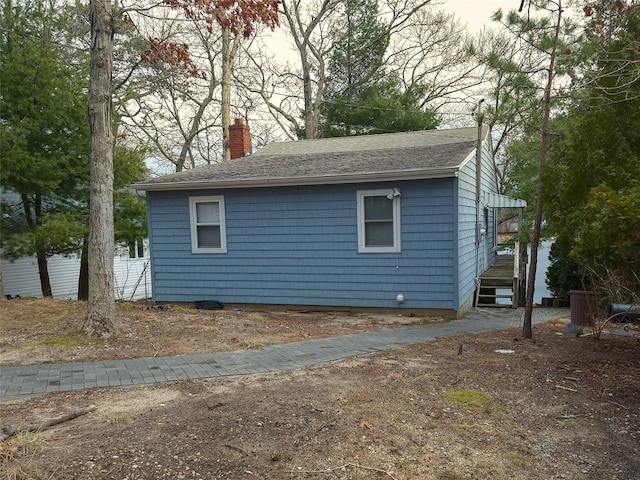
[386,188,401,200]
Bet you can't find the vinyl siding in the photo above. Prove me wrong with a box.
[456,153,478,311]
[480,135,500,267]
[455,134,500,312]
[148,179,457,310]
[1,245,151,301]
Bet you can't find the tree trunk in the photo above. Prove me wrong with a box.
[174,40,219,171]
[36,249,53,298]
[282,0,334,140]
[83,0,115,338]
[302,54,316,139]
[21,193,53,297]
[221,27,240,161]
[522,2,563,339]
[0,405,98,441]
[0,262,5,300]
[34,194,53,297]
[78,236,89,301]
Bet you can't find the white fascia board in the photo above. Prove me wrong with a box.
[457,150,477,171]
[132,168,460,191]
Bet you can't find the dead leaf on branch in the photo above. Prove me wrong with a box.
[141,39,207,80]
[162,0,280,37]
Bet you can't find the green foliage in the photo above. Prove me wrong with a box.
[468,29,544,153]
[500,134,542,242]
[327,0,388,98]
[574,186,640,272]
[0,0,148,264]
[322,77,439,137]
[0,1,89,199]
[482,1,582,207]
[493,1,639,299]
[114,145,150,244]
[318,0,439,138]
[543,96,640,293]
[541,0,640,294]
[2,210,87,259]
[0,0,90,262]
[546,237,587,298]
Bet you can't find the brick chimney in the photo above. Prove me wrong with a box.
[229,118,252,159]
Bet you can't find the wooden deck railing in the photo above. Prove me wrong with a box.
[476,242,528,308]
[511,242,528,308]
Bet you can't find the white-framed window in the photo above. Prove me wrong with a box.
[357,189,401,253]
[189,196,227,253]
[128,238,145,258]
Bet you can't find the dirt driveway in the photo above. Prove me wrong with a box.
[1,299,639,480]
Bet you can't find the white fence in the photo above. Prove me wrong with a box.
[2,244,151,301]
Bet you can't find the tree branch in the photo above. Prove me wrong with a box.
[1,405,98,441]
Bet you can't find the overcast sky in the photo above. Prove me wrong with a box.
[443,0,511,32]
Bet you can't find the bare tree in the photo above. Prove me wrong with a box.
[384,6,483,125]
[238,27,306,140]
[84,0,279,337]
[221,26,241,161]
[119,8,262,169]
[258,1,480,139]
[279,0,340,139]
[119,17,224,172]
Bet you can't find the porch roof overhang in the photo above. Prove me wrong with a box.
[484,192,527,208]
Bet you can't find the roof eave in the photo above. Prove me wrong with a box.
[132,168,461,192]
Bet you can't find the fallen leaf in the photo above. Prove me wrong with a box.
[359,420,374,430]
[429,412,441,419]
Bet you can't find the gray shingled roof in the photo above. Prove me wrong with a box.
[133,127,483,191]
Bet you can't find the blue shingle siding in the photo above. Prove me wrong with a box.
[482,146,499,267]
[135,127,525,314]
[456,152,478,311]
[148,179,457,310]
[454,135,501,313]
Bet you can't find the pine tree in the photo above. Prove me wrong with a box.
[1,0,91,297]
[320,0,438,137]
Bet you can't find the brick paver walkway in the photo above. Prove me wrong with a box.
[0,307,569,399]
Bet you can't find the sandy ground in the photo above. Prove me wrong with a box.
[1,298,639,480]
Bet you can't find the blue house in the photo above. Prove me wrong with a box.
[133,126,524,318]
